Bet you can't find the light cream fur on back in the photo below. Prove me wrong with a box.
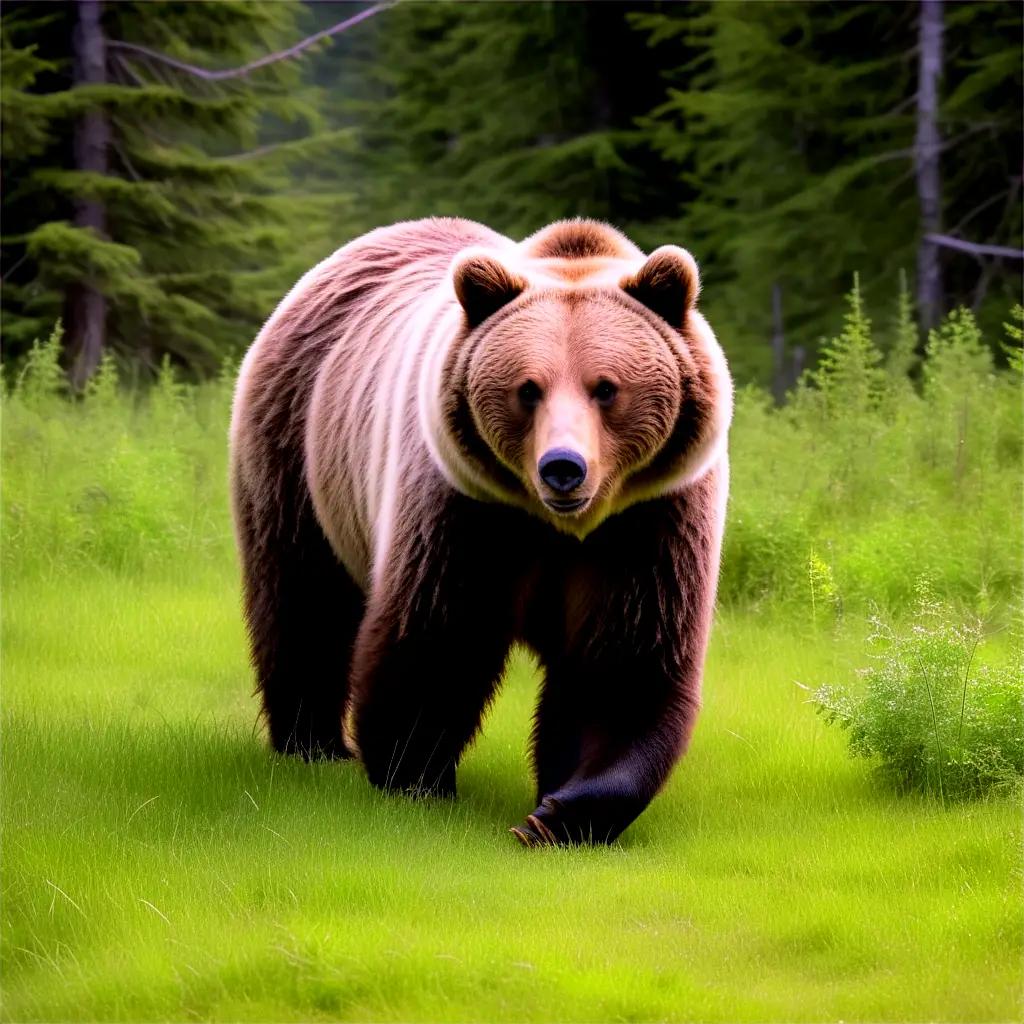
[232,218,731,593]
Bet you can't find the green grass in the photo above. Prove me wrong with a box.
[3,567,1020,1022]
[3,310,1021,1019]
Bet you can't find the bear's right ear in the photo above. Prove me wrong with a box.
[453,252,527,327]
[620,245,700,328]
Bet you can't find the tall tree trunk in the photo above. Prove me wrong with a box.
[770,282,787,404]
[67,0,110,389]
[914,0,944,334]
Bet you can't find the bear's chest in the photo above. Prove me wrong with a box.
[515,532,611,652]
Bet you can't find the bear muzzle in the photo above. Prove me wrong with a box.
[538,447,591,514]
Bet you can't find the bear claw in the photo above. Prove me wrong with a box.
[528,814,559,844]
[509,825,537,848]
[510,814,559,847]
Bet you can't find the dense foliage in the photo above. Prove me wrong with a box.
[722,290,1021,612]
[4,330,235,579]
[631,2,1023,379]
[6,294,1020,620]
[812,585,1023,799]
[322,2,674,244]
[1,2,351,376]
[2,1,1020,384]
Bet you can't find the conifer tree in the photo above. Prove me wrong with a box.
[887,270,919,383]
[807,274,885,419]
[327,1,671,245]
[1,1,371,382]
[5,1,1016,389]
[632,1,1022,381]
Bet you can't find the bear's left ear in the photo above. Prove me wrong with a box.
[620,245,700,327]
[453,251,527,327]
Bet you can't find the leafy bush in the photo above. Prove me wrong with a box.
[4,293,1021,625]
[811,585,1023,799]
[724,284,1022,614]
[3,329,235,582]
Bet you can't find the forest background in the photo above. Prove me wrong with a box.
[2,3,1022,1022]
[3,0,1022,389]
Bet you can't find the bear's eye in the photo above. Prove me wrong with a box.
[517,380,542,410]
[593,379,618,407]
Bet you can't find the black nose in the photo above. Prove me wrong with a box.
[538,448,587,493]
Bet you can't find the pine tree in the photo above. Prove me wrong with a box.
[923,307,997,484]
[887,269,919,382]
[631,1,1022,383]
[808,273,886,419]
[1,1,365,382]
[326,1,672,245]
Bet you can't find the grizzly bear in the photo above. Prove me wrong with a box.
[230,217,732,846]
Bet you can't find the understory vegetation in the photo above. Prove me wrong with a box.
[4,2,1020,384]
[812,585,1022,800]
[723,287,1021,615]
[6,287,1022,615]
[2,291,1021,1022]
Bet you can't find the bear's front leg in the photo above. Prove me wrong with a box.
[348,603,513,796]
[517,493,718,846]
[347,494,525,798]
[514,650,700,846]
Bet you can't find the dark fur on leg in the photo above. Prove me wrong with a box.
[519,491,716,844]
[235,476,363,760]
[349,491,528,795]
[349,607,509,795]
[523,665,697,843]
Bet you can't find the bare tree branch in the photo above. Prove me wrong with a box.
[924,233,1024,260]
[971,258,995,311]
[112,139,142,182]
[112,51,144,86]
[217,135,349,163]
[881,92,918,119]
[2,254,29,282]
[108,3,393,82]
[868,125,996,170]
[219,142,284,163]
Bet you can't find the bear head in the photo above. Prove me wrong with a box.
[423,220,732,537]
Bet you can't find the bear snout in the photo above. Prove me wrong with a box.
[538,447,588,505]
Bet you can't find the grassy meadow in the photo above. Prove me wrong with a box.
[3,300,1022,1022]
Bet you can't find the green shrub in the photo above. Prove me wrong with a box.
[811,585,1024,800]
[4,296,1021,625]
[725,286,1022,615]
[2,330,235,582]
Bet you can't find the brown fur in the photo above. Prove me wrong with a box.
[523,218,641,260]
[230,217,732,843]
